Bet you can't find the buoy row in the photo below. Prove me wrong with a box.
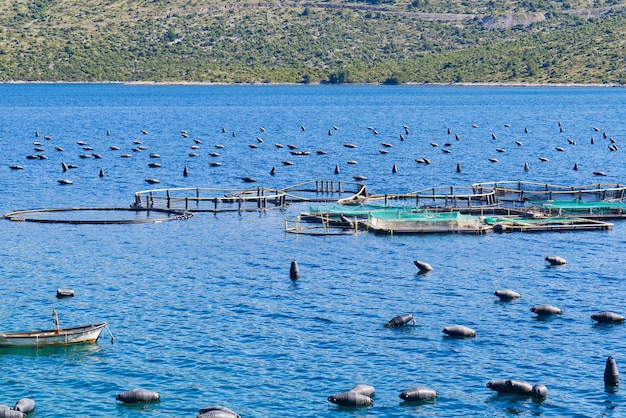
[487,379,548,399]
[328,383,439,407]
[0,398,35,418]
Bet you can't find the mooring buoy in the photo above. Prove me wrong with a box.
[289,259,300,280]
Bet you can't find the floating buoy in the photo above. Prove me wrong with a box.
[145,178,160,184]
[604,356,619,386]
[327,391,372,407]
[538,157,549,162]
[524,127,529,133]
[141,130,148,135]
[591,137,595,144]
[343,143,357,148]
[289,259,300,280]
[530,304,562,316]
[400,134,405,141]
[487,379,532,395]
[353,175,367,181]
[455,134,460,140]
[392,164,398,174]
[148,163,161,168]
[531,384,548,400]
[93,153,103,159]
[492,133,497,140]
[0,408,26,418]
[593,171,607,176]
[270,166,276,176]
[9,165,23,170]
[456,163,462,173]
[384,314,415,328]
[413,260,433,274]
[241,177,256,183]
[349,384,375,397]
[496,148,506,153]
[430,142,439,147]
[57,179,73,185]
[516,141,523,146]
[494,289,521,301]
[99,169,104,178]
[399,387,437,402]
[442,325,476,338]
[423,158,431,165]
[56,288,74,298]
[210,162,222,167]
[316,150,326,155]
[488,158,499,163]
[116,388,160,404]
[574,163,579,171]
[591,312,625,323]
[545,255,567,265]
[197,405,240,418]
[281,160,293,166]
[183,166,189,177]
[13,398,35,414]
[334,165,340,175]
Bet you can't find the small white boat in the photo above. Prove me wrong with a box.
[0,310,107,347]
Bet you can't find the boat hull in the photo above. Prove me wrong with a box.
[0,322,107,347]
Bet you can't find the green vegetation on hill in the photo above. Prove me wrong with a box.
[0,0,624,84]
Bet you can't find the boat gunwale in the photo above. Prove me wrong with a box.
[0,322,108,340]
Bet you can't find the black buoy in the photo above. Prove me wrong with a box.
[524,162,529,171]
[270,166,276,176]
[604,356,619,386]
[62,162,68,172]
[106,130,110,136]
[574,163,579,171]
[99,169,104,178]
[456,163,462,173]
[334,165,340,175]
[183,166,189,177]
[289,259,300,280]
[116,389,160,404]
[392,164,398,174]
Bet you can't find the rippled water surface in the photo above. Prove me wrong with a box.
[0,85,625,417]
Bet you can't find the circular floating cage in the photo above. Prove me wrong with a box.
[338,185,499,210]
[474,181,626,204]
[4,207,192,224]
[133,180,367,212]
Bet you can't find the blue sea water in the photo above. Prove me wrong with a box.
[0,84,626,417]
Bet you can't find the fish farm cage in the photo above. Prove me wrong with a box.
[133,181,367,213]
